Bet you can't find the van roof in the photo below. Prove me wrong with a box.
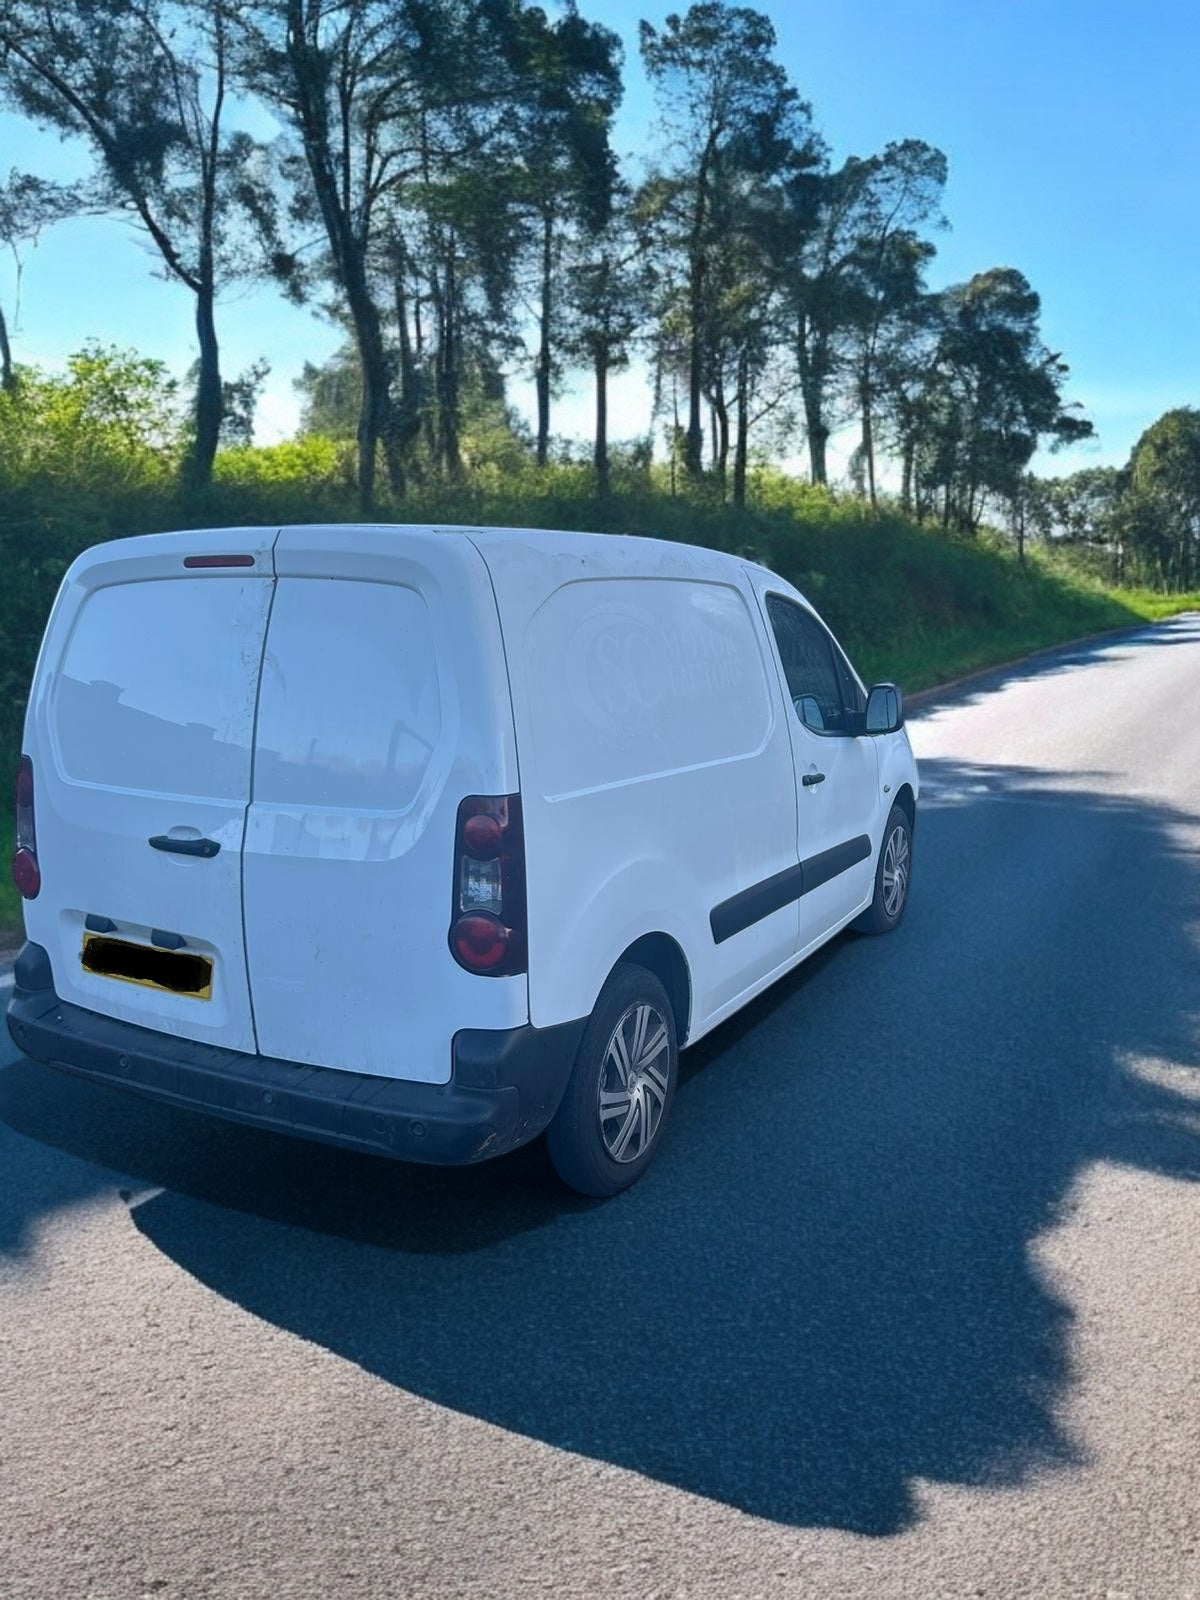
[286,522,776,582]
[320,521,729,561]
[66,522,802,603]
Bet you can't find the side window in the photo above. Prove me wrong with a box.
[832,641,867,718]
[765,595,847,734]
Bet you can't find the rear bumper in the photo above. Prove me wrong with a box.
[5,942,585,1166]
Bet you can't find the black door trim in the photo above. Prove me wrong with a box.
[802,833,872,895]
[709,833,872,945]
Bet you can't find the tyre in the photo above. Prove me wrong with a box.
[853,803,913,935]
[546,962,678,1197]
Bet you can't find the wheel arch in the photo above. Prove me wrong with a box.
[892,782,916,832]
[614,933,693,1046]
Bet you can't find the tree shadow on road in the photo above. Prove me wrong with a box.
[908,610,1200,714]
[1,759,1197,1534]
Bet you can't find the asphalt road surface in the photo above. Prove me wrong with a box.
[3,616,1199,1600]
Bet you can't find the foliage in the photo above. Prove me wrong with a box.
[1016,411,1200,593]
[0,0,1100,517]
[0,0,280,487]
[0,344,182,487]
[906,269,1093,531]
[1123,408,1200,590]
[0,170,88,387]
[639,2,821,482]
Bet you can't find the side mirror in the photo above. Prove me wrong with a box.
[865,682,904,735]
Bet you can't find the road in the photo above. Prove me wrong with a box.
[2,616,1199,1600]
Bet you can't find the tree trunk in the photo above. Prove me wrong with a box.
[349,280,396,511]
[712,383,729,494]
[733,351,749,509]
[594,346,609,495]
[685,254,705,477]
[900,436,915,516]
[535,209,553,468]
[392,239,424,478]
[860,376,877,507]
[684,140,714,479]
[434,246,463,479]
[670,371,680,497]
[285,4,397,512]
[0,304,14,393]
[796,315,828,486]
[183,278,222,492]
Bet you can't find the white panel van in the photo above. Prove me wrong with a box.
[7,524,918,1195]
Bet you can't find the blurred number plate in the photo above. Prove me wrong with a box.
[81,933,213,1000]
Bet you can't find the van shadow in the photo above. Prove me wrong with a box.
[1,758,1198,1534]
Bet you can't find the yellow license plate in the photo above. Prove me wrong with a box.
[81,933,213,1000]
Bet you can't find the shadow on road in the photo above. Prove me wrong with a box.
[2,758,1198,1534]
[908,611,1200,713]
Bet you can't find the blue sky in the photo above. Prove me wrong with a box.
[2,0,1198,478]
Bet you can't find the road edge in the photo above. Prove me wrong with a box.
[903,615,1182,712]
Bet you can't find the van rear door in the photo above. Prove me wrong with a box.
[22,530,276,1053]
[241,526,526,1087]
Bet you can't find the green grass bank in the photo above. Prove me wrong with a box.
[1,465,1196,946]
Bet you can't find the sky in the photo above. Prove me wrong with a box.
[2,0,1198,481]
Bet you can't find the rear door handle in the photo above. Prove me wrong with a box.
[802,772,826,787]
[148,835,221,858]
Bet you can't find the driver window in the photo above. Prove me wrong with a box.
[765,595,848,734]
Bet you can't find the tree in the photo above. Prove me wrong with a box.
[770,140,945,493]
[295,344,361,440]
[640,2,818,479]
[0,342,182,489]
[240,0,424,508]
[775,152,860,488]
[1124,407,1200,590]
[507,3,622,467]
[0,172,84,391]
[839,140,946,504]
[910,269,1093,531]
[187,353,270,446]
[564,192,654,493]
[0,0,277,488]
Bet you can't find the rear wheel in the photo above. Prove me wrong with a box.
[853,804,913,935]
[546,963,678,1197]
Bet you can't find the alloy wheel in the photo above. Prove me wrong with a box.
[597,1001,671,1164]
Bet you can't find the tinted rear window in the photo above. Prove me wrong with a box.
[52,577,270,797]
[253,578,442,811]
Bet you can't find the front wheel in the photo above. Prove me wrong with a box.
[853,804,913,935]
[546,963,678,1197]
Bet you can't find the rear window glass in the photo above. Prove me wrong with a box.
[253,578,441,812]
[52,577,270,798]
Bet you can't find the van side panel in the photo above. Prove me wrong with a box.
[242,527,526,1084]
[471,532,800,1036]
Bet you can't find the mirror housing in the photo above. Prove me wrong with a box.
[865,682,905,735]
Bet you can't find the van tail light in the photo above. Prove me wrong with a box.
[449,794,526,976]
[12,754,40,899]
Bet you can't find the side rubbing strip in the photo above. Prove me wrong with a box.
[801,833,872,895]
[710,864,805,945]
[709,833,873,944]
